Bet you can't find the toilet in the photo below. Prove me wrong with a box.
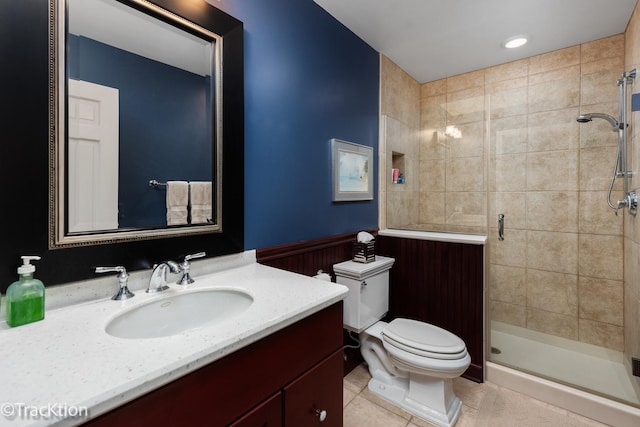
[334,255,470,427]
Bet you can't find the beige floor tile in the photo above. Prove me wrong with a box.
[455,405,478,427]
[343,395,410,427]
[343,363,371,394]
[475,386,607,427]
[343,386,357,408]
[453,376,492,410]
[344,364,606,427]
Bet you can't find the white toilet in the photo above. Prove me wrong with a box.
[334,255,471,427]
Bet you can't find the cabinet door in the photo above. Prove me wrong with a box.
[229,392,282,427]
[284,349,343,427]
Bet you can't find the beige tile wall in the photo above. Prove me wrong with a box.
[419,71,488,234]
[381,33,629,352]
[379,56,421,229]
[486,35,625,351]
[625,1,640,394]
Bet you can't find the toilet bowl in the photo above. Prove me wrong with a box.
[361,320,470,427]
[334,256,471,427]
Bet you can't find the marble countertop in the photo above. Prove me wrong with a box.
[0,252,348,426]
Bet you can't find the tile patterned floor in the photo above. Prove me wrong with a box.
[343,364,609,427]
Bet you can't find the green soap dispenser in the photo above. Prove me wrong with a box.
[6,256,45,327]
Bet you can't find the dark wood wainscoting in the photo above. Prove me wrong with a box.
[256,230,378,279]
[256,230,484,383]
[257,230,377,375]
[377,235,485,383]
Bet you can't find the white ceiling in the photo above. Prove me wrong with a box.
[69,0,213,76]
[314,0,638,83]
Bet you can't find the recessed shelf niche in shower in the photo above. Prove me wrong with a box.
[391,151,405,184]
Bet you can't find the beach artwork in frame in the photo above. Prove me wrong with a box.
[331,138,373,202]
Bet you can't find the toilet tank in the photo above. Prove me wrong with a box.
[333,256,395,332]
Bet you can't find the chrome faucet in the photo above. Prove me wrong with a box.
[147,261,182,293]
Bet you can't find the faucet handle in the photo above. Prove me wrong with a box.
[184,252,206,262]
[177,252,206,285]
[95,265,126,276]
[95,266,135,300]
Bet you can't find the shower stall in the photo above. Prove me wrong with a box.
[383,42,640,410]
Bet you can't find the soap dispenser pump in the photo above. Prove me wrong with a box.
[6,256,45,327]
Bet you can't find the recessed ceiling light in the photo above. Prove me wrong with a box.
[503,35,528,49]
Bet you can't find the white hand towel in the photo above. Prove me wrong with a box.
[190,181,212,224]
[166,181,189,225]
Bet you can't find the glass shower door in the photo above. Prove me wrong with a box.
[487,61,639,406]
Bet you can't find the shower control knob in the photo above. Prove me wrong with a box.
[629,191,638,216]
[617,191,638,215]
[315,409,327,422]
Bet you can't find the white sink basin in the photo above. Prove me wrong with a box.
[105,289,253,339]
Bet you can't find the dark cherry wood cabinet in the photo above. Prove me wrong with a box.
[284,349,344,426]
[229,392,282,427]
[84,302,344,426]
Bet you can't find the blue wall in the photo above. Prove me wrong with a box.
[213,0,380,249]
[68,35,212,228]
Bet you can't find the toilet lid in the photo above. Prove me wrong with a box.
[382,318,467,359]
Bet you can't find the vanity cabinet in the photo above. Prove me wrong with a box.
[284,348,343,426]
[229,348,343,427]
[228,392,282,427]
[84,302,343,427]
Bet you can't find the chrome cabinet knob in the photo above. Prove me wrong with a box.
[315,409,327,422]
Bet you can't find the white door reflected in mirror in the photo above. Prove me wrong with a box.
[68,79,119,233]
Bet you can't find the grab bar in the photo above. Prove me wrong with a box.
[498,214,505,241]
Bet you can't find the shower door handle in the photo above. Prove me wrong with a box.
[498,214,505,241]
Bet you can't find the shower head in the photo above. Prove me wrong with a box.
[576,113,620,130]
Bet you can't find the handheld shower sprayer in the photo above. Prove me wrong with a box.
[575,68,637,215]
[576,113,620,131]
[577,111,626,214]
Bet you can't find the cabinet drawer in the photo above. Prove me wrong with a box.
[229,392,282,427]
[284,348,343,427]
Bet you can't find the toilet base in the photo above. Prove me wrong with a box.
[367,375,462,427]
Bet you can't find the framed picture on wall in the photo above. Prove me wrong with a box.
[331,138,373,202]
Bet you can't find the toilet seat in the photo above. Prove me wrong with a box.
[383,339,471,378]
[382,318,467,360]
